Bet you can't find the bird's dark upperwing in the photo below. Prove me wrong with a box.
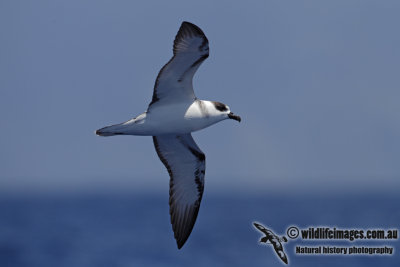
[274,245,289,264]
[153,134,205,249]
[148,22,209,108]
[254,222,270,235]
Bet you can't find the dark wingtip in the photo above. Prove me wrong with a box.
[180,21,204,34]
[181,21,192,26]
[177,21,206,39]
[177,241,184,249]
[174,231,191,249]
[170,205,200,250]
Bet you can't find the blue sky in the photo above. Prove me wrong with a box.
[1,0,399,194]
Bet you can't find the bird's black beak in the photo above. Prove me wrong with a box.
[228,112,241,122]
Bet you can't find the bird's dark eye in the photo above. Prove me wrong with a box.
[212,101,228,112]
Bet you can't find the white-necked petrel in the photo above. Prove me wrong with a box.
[96,22,241,249]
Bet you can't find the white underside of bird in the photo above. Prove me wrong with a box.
[96,21,240,249]
[97,100,237,136]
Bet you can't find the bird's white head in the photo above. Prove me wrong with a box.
[210,101,241,122]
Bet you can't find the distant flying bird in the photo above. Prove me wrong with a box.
[96,22,241,249]
[253,222,289,264]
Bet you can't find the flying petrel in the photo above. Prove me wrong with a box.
[253,222,289,264]
[96,22,241,249]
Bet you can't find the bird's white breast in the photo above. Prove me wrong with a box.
[142,100,224,135]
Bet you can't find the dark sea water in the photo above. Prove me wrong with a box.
[0,192,399,267]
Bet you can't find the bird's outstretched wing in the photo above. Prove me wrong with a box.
[254,222,269,235]
[149,22,209,108]
[274,247,289,264]
[153,134,205,249]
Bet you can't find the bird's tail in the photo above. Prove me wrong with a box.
[95,123,127,136]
